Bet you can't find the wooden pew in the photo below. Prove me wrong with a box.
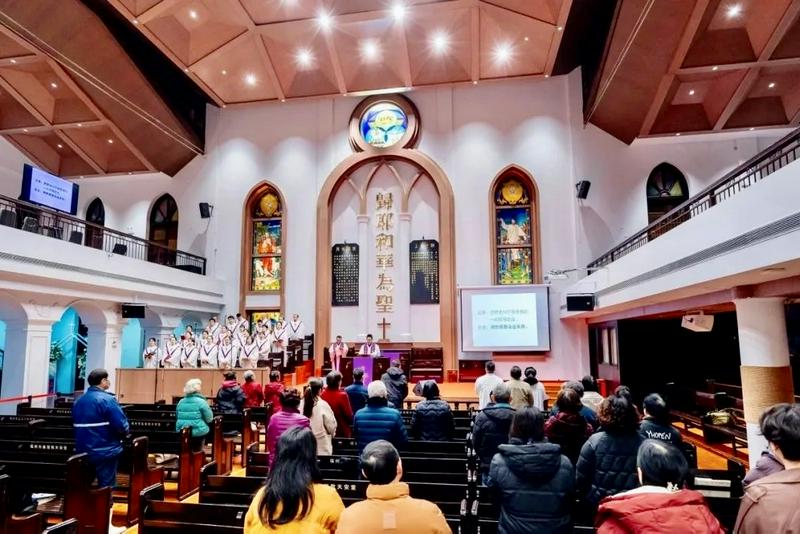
[44,518,79,534]
[245,443,267,478]
[0,473,43,534]
[199,462,260,505]
[139,483,247,533]
[687,467,744,532]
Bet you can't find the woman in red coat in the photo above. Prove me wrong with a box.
[263,370,284,415]
[241,370,264,408]
[595,439,723,533]
[320,371,354,438]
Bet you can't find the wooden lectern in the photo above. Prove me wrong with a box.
[336,356,390,386]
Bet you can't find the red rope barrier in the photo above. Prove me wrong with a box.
[0,393,57,404]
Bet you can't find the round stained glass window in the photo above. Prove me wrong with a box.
[359,102,408,148]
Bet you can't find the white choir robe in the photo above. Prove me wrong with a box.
[218,345,236,370]
[358,342,381,357]
[288,321,305,341]
[237,319,250,333]
[225,321,238,336]
[199,343,218,368]
[328,342,348,371]
[255,335,271,362]
[142,346,159,369]
[181,347,199,368]
[162,344,182,368]
[239,343,259,369]
[208,323,222,344]
[272,328,289,365]
[233,329,248,348]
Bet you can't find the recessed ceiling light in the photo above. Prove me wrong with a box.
[281,99,286,102]
[391,2,406,21]
[296,48,314,68]
[128,172,132,175]
[317,12,332,30]
[675,133,681,136]
[132,19,138,25]
[77,123,82,127]
[50,82,58,89]
[545,74,550,78]
[726,4,742,18]
[189,9,198,20]
[749,127,755,131]
[361,39,380,62]
[107,139,114,144]
[57,143,63,148]
[768,82,776,89]
[245,73,257,86]
[9,59,16,64]
[221,69,227,75]
[688,89,695,95]
[712,66,719,71]
[431,31,449,55]
[183,68,189,72]
[524,36,529,42]
[493,42,513,64]
[557,26,563,31]
[22,128,28,133]
[473,80,478,85]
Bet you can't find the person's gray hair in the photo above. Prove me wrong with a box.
[243,370,255,381]
[367,380,387,399]
[184,378,202,395]
[492,382,511,404]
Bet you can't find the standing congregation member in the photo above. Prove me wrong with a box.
[288,313,305,342]
[507,366,533,410]
[300,378,337,456]
[381,360,408,409]
[176,378,214,452]
[242,370,265,408]
[142,337,159,369]
[581,375,604,413]
[358,334,381,357]
[552,381,600,430]
[240,335,259,370]
[336,440,451,534]
[596,440,722,534]
[216,371,246,414]
[472,383,515,485]
[329,335,348,373]
[353,381,407,453]
[245,427,344,534]
[73,368,129,534]
[321,371,354,438]
[181,338,199,368]
[735,403,800,533]
[161,334,182,368]
[411,381,454,441]
[545,387,594,464]
[488,407,575,534]
[266,388,310,470]
[199,331,218,368]
[264,370,284,415]
[524,366,549,410]
[345,367,368,413]
[639,393,682,447]
[475,361,504,410]
[577,393,644,513]
[218,335,236,369]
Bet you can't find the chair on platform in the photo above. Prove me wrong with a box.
[22,216,39,234]
[112,243,128,256]
[68,231,83,245]
[0,209,16,228]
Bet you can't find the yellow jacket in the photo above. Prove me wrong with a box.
[336,482,451,534]
[245,484,344,534]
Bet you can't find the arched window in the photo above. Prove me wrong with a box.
[148,194,179,264]
[244,183,283,292]
[491,166,540,285]
[85,198,105,249]
[646,163,689,224]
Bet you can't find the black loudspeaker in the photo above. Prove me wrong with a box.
[199,202,213,219]
[121,303,146,319]
[566,294,595,311]
[576,180,591,199]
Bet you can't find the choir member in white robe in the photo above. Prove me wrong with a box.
[199,332,218,368]
[272,321,289,366]
[181,338,199,368]
[358,334,381,357]
[239,335,259,370]
[161,335,182,369]
[142,337,159,369]
[218,336,236,370]
[225,315,238,336]
[207,317,222,344]
[288,314,305,342]
[236,313,250,333]
[255,331,271,366]
[183,325,195,343]
[328,335,348,373]
[234,325,248,348]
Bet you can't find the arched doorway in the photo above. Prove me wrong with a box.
[646,162,689,224]
[85,197,105,249]
[316,150,456,370]
[148,194,179,265]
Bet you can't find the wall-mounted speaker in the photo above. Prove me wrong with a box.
[566,294,595,312]
[121,303,146,319]
[199,202,214,219]
[576,180,591,200]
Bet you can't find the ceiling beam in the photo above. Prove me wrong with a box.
[470,3,480,82]
[321,30,348,96]
[543,0,572,75]
[712,68,759,130]
[53,129,104,174]
[0,75,51,126]
[136,0,182,24]
[639,0,710,136]
[395,13,413,88]
[678,56,800,74]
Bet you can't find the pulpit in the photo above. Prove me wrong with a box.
[336,356,390,386]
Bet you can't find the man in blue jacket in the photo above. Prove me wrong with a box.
[353,380,408,452]
[73,368,130,489]
[345,366,369,413]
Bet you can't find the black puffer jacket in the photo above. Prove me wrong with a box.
[489,439,574,534]
[215,380,245,414]
[472,403,516,471]
[381,367,408,409]
[411,399,455,441]
[576,430,643,509]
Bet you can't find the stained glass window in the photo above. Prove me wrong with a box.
[148,194,178,264]
[646,162,689,224]
[359,102,408,148]
[493,169,537,285]
[248,185,283,292]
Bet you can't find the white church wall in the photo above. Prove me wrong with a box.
[0,137,32,198]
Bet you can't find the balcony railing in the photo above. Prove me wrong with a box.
[0,194,206,275]
[588,128,800,271]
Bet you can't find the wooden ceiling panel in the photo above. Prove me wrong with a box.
[405,5,472,86]
[772,16,800,59]
[117,0,163,17]
[479,2,553,79]
[0,31,33,59]
[0,89,43,131]
[725,96,789,129]
[482,0,561,24]
[332,18,406,93]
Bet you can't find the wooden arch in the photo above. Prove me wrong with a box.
[315,148,457,371]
